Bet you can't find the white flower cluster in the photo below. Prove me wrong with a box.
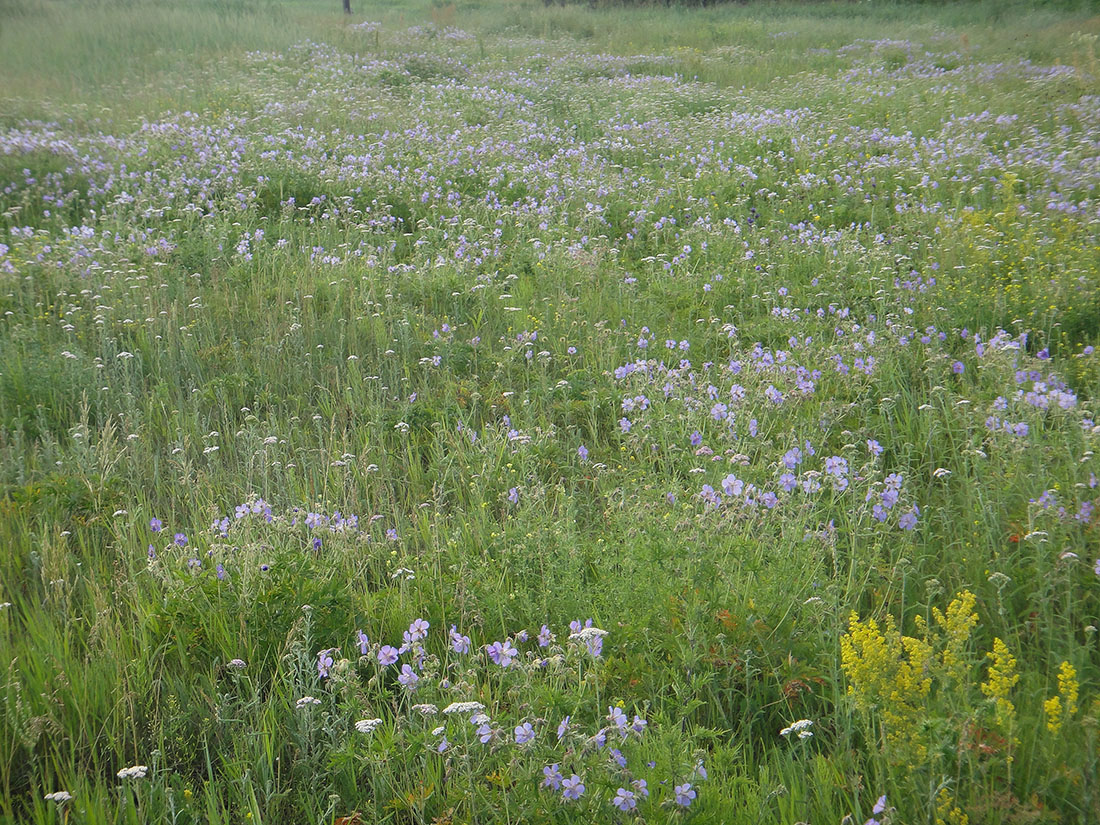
[355,718,384,734]
[44,791,73,803]
[442,701,485,714]
[117,765,149,779]
[295,696,321,709]
[779,719,813,739]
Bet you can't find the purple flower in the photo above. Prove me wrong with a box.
[620,417,632,433]
[867,439,883,456]
[631,715,647,735]
[436,735,449,753]
[514,722,535,744]
[608,706,628,731]
[562,775,585,801]
[538,624,554,647]
[476,722,493,744]
[1094,558,1100,577]
[577,445,589,462]
[507,487,519,504]
[611,787,636,812]
[377,645,399,666]
[610,748,627,768]
[557,715,571,740]
[449,625,471,654]
[487,640,518,667]
[398,664,419,690]
[674,783,697,807]
[357,630,369,656]
[899,506,920,531]
[407,618,430,642]
[873,795,887,815]
[542,764,563,790]
[952,361,965,374]
[317,649,335,679]
[149,518,163,533]
[633,778,649,799]
[173,533,188,547]
[216,563,226,580]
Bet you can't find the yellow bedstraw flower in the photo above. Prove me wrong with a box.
[933,590,978,685]
[981,638,1019,734]
[1046,661,1079,733]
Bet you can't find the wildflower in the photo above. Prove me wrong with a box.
[867,439,883,456]
[355,718,383,734]
[487,640,518,667]
[610,747,627,768]
[562,775,585,801]
[982,637,1019,733]
[780,719,813,738]
[557,715,571,740]
[407,618,430,642]
[514,722,535,744]
[357,630,369,656]
[44,791,73,803]
[227,658,246,670]
[1045,661,1079,733]
[317,649,335,679]
[378,645,399,666]
[633,779,649,799]
[693,758,707,780]
[174,533,188,547]
[538,624,554,647]
[117,765,149,780]
[436,735,450,753]
[542,764,563,790]
[952,361,965,374]
[449,625,471,654]
[476,722,493,744]
[608,706,628,731]
[899,506,919,531]
[578,445,589,461]
[674,783,696,807]
[149,518,163,532]
[611,787,637,812]
[398,664,419,690]
[443,701,485,714]
[631,715,647,735]
[507,487,519,504]
[296,696,321,709]
[411,704,438,715]
[874,795,887,815]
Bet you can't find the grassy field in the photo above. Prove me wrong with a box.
[2,0,1100,822]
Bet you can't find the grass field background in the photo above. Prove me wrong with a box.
[1,0,1099,822]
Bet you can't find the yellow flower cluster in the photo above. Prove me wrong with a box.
[840,612,933,762]
[1044,661,1079,734]
[933,590,978,686]
[981,638,1020,734]
[934,788,969,825]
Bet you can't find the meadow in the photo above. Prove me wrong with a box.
[1,0,1099,821]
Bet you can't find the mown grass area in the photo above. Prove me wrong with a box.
[1,0,1099,822]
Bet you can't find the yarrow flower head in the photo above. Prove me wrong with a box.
[117,765,149,780]
[780,719,814,739]
[295,696,321,709]
[355,718,383,734]
[44,791,73,803]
